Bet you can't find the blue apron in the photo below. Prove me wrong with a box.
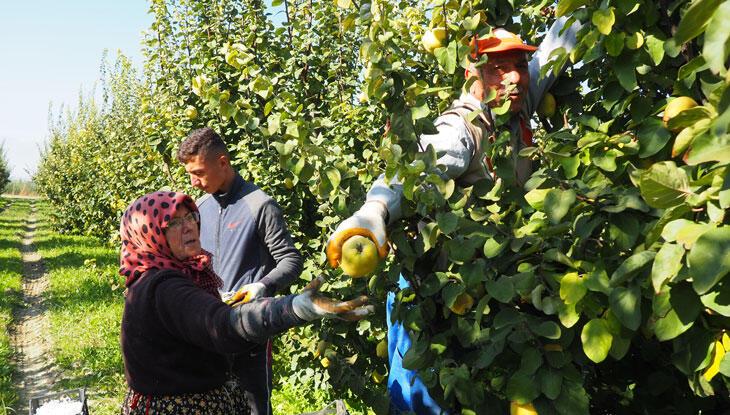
[386,275,447,415]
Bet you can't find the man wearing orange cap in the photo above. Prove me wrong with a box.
[328,17,581,414]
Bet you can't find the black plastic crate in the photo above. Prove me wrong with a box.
[28,388,88,415]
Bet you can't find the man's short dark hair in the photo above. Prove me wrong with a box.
[177,127,230,163]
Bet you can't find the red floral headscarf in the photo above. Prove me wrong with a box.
[119,191,222,297]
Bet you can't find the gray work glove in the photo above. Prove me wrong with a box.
[292,275,373,321]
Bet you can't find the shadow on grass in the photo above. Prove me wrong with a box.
[0,289,23,313]
[35,237,116,258]
[46,273,123,309]
[41,251,118,270]
[54,346,124,393]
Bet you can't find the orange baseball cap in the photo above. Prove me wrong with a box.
[472,28,537,54]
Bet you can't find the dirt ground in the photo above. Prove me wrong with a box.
[10,201,59,413]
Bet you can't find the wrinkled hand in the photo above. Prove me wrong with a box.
[292,275,373,321]
[225,282,266,306]
[326,202,389,269]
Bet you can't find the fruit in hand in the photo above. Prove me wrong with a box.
[662,96,698,130]
[340,235,379,278]
[448,293,474,315]
[376,339,388,359]
[537,92,556,118]
[510,401,538,415]
[422,27,447,53]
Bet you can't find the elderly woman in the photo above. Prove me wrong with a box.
[119,191,369,414]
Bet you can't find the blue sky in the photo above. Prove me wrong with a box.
[0,0,151,180]
[0,1,286,181]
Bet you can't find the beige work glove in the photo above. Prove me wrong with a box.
[325,201,390,269]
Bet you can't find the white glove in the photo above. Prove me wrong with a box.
[224,282,267,306]
[326,201,390,269]
[292,275,373,321]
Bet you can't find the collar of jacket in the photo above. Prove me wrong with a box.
[212,172,244,208]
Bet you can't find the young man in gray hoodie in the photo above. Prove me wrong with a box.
[178,127,303,415]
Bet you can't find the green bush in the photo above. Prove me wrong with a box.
[0,144,11,195]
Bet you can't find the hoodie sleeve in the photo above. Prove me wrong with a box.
[154,274,305,353]
[255,199,303,293]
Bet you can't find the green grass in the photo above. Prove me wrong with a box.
[0,197,31,411]
[32,202,126,415]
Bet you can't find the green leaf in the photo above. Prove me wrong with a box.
[267,113,281,135]
[436,212,459,235]
[585,267,611,295]
[652,283,702,341]
[721,189,730,210]
[557,0,589,17]
[533,321,562,339]
[609,285,642,330]
[661,218,695,242]
[651,243,685,293]
[505,373,540,404]
[610,251,657,286]
[336,0,352,8]
[219,101,236,119]
[494,308,521,329]
[553,380,590,414]
[688,226,730,294]
[637,118,672,158]
[605,32,625,56]
[272,139,297,156]
[592,8,616,35]
[519,347,543,375]
[560,272,587,305]
[434,40,457,75]
[325,167,341,191]
[674,0,723,45]
[647,205,691,246]
[539,367,563,400]
[524,188,550,210]
[666,107,713,132]
[700,283,730,316]
[582,318,613,363]
[614,57,637,91]
[645,35,665,65]
[559,301,580,328]
[486,276,515,303]
[639,161,690,208]
[686,133,730,165]
[545,189,576,224]
[678,56,709,80]
[483,237,508,258]
[593,149,619,171]
[720,353,730,377]
[251,76,273,99]
[559,155,580,178]
[463,15,480,31]
[411,102,431,121]
[401,336,431,370]
[676,222,714,249]
[420,222,440,252]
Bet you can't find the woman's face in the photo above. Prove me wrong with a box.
[164,205,202,260]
